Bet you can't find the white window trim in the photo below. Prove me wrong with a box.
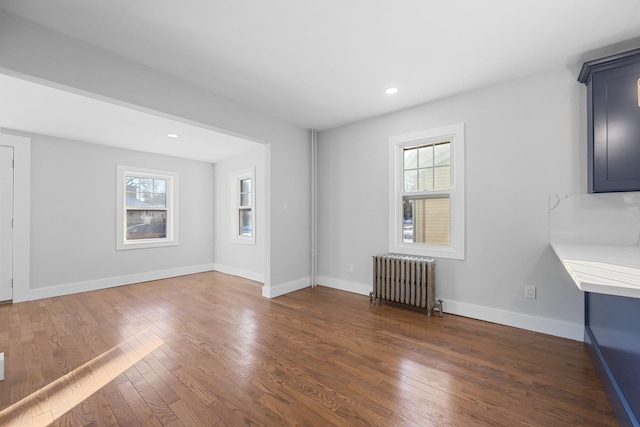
[389,123,465,260]
[229,167,256,245]
[116,165,178,250]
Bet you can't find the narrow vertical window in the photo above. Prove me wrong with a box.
[230,168,255,244]
[238,178,252,237]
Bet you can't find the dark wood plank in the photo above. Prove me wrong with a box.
[0,271,619,426]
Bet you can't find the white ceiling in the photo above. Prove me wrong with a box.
[1,0,640,158]
[0,74,262,163]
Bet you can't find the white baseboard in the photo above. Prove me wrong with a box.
[263,277,310,298]
[212,263,264,283]
[442,299,584,341]
[18,263,217,302]
[315,276,584,341]
[19,267,583,341]
[316,276,372,296]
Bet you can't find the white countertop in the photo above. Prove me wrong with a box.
[551,243,640,299]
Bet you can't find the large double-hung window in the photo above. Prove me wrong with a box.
[389,123,465,259]
[117,165,178,250]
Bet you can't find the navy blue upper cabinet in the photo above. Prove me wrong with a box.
[579,48,640,193]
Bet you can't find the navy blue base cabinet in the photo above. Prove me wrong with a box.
[579,48,640,193]
[585,292,640,426]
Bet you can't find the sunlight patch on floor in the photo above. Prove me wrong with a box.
[0,331,163,426]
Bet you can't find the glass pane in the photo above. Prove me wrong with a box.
[126,210,167,240]
[418,168,433,192]
[402,198,414,243]
[154,179,167,193]
[434,142,450,166]
[138,192,153,203]
[240,192,251,207]
[404,147,417,170]
[418,145,433,168]
[412,197,450,245]
[126,192,147,207]
[149,193,166,208]
[404,170,417,192]
[434,166,451,190]
[139,178,154,192]
[241,178,251,193]
[125,176,139,190]
[239,209,252,236]
[126,191,141,207]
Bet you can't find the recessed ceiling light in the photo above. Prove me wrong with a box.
[385,87,399,95]
[167,133,179,138]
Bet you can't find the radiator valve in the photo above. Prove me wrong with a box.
[435,299,444,317]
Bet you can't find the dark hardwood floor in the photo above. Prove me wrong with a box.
[0,271,617,426]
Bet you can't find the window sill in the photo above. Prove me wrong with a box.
[390,242,464,260]
[117,239,178,251]
[229,237,255,245]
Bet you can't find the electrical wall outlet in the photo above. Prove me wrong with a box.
[525,285,536,299]
[348,263,355,274]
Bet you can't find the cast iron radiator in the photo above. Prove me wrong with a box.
[370,253,442,316]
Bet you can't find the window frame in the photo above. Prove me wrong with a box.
[229,167,256,245]
[116,165,178,250]
[389,123,465,260]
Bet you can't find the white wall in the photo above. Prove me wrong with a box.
[550,192,640,246]
[0,11,312,297]
[212,147,266,282]
[23,133,216,300]
[317,67,588,340]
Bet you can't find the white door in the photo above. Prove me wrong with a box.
[0,145,13,301]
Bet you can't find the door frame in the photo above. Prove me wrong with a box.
[0,133,30,303]
[0,145,14,301]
